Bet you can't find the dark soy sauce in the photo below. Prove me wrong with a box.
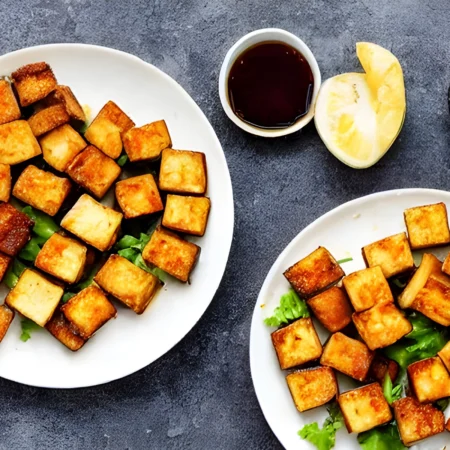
[227,41,314,129]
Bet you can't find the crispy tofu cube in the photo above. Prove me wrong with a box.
[12,62,57,107]
[28,104,70,136]
[446,418,450,432]
[142,227,200,282]
[66,145,121,199]
[162,194,211,237]
[442,251,450,277]
[94,254,162,314]
[13,165,71,216]
[343,266,393,312]
[45,310,85,351]
[286,367,338,412]
[0,120,41,165]
[123,120,172,162]
[0,203,34,256]
[0,304,14,342]
[393,397,445,446]
[35,233,87,284]
[0,163,11,202]
[84,101,135,158]
[271,317,322,370]
[0,80,21,125]
[368,354,399,384]
[320,332,374,381]
[115,174,163,219]
[362,232,414,278]
[437,340,450,372]
[61,194,122,251]
[352,303,412,350]
[0,253,11,282]
[5,269,63,326]
[404,203,450,250]
[61,286,116,339]
[408,357,450,403]
[284,247,344,298]
[306,286,352,332]
[39,124,87,172]
[159,148,207,194]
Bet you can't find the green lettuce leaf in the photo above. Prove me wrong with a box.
[20,318,41,342]
[382,373,403,405]
[357,422,406,450]
[264,289,309,327]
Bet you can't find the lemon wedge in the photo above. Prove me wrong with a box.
[314,42,406,168]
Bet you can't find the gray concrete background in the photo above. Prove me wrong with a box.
[0,1,449,449]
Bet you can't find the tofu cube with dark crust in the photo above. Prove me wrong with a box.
[0,304,14,342]
[115,174,163,219]
[404,202,450,250]
[408,357,450,403]
[45,309,85,351]
[0,163,11,202]
[28,104,70,136]
[0,253,11,282]
[159,148,207,195]
[368,354,399,384]
[0,203,34,256]
[338,383,392,433]
[362,232,414,278]
[284,247,344,298]
[446,418,450,432]
[437,340,450,372]
[61,194,123,251]
[123,120,172,162]
[12,62,57,107]
[306,286,352,332]
[271,317,322,370]
[142,227,200,283]
[66,145,121,199]
[393,396,445,446]
[61,285,116,339]
[0,80,21,125]
[84,101,135,159]
[94,254,162,314]
[35,233,87,284]
[13,165,71,216]
[5,269,63,326]
[0,120,41,165]
[320,332,374,381]
[343,266,393,312]
[162,195,211,237]
[286,367,338,412]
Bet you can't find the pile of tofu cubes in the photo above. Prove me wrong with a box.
[271,202,450,446]
[0,62,211,351]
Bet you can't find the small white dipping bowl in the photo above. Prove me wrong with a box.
[219,28,321,138]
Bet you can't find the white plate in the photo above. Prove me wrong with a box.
[0,44,234,388]
[250,188,450,450]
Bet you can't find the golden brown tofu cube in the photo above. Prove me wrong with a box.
[408,357,450,403]
[0,203,34,256]
[159,148,207,194]
[362,232,414,278]
[115,174,163,219]
[446,418,450,432]
[393,396,444,446]
[5,269,63,326]
[0,80,21,125]
[123,120,172,162]
[368,354,399,384]
[162,195,211,237]
[94,254,162,314]
[84,101,135,159]
[61,194,123,251]
[13,165,71,216]
[343,266,393,312]
[443,251,450,276]
[286,367,338,412]
[28,104,70,137]
[404,202,450,250]
[0,120,41,165]
[0,304,14,342]
[45,310,85,351]
[271,317,322,370]
[338,383,392,433]
[12,62,57,107]
[142,227,200,283]
[0,253,11,282]
[39,124,87,172]
[306,286,352,332]
[353,303,412,350]
[66,145,121,199]
[61,285,116,339]
[284,247,344,298]
[438,340,450,372]
[0,163,11,202]
[35,233,87,284]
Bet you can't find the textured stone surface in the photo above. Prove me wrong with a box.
[0,1,449,449]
